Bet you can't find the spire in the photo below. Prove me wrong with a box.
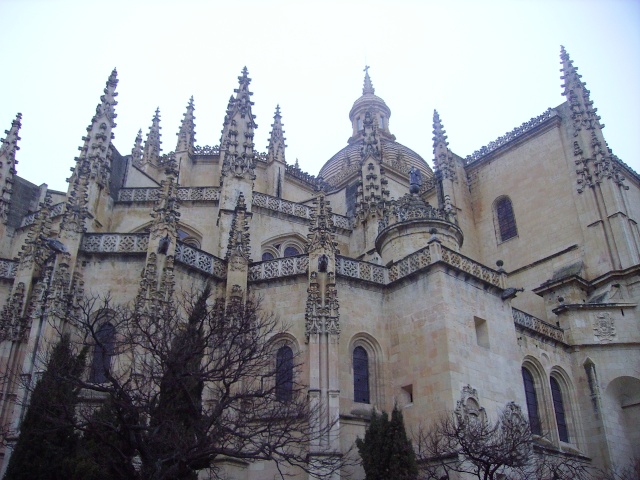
[560,46,603,135]
[363,65,375,95]
[62,70,119,232]
[131,129,143,167]
[0,113,22,224]
[143,108,162,165]
[432,110,456,182]
[176,96,196,153]
[267,105,286,164]
[432,110,449,149]
[74,68,119,187]
[220,68,257,180]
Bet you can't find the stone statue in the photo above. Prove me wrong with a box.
[409,167,422,194]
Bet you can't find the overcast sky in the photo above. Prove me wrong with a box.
[1,0,639,192]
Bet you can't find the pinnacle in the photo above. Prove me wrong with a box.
[363,65,375,95]
[153,107,161,121]
[432,109,449,148]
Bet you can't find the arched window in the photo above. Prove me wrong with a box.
[522,367,542,435]
[495,196,518,242]
[353,346,370,404]
[550,376,569,442]
[276,345,294,402]
[90,323,115,383]
[283,246,299,257]
[262,252,275,261]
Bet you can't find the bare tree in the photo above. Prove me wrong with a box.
[415,402,593,480]
[49,286,342,479]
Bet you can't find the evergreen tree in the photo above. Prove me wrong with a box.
[356,405,418,480]
[143,284,209,479]
[4,335,86,480]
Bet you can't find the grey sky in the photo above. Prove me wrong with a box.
[1,0,638,192]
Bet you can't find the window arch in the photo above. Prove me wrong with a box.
[494,196,518,242]
[283,246,300,257]
[90,323,116,383]
[353,346,370,404]
[550,376,569,442]
[522,367,542,435]
[262,251,275,261]
[276,345,294,402]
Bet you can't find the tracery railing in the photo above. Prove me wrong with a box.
[465,109,557,163]
[0,258,18,279]
[440,248,502,287]
[118,187,220,203]
[336,256,386,284]
[513,308,565,343]
[248,255,309,281]
[251,192,351,230]
[388,246,432,282]
[117,188,159,202]
[252,192,312,219]
[192,145,220,156]
[80,233,149,253]
[21,202,65,228]
[175,242,226,279]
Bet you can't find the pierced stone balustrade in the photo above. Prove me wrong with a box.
[513,308,565,343]
[248,255,309,282]
[80,233,149,253]
[0,259,18,279]
[252,192,351,230]
[336,256,386,284]
[175,242,226,279]
[118,187,220,203]
[20,202,65,228]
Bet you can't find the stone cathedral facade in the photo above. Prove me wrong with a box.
[0,49,639,478]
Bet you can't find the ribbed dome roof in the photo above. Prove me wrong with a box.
[319,139,433,185]
[319,68,433,186]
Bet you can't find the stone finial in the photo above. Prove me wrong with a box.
[143,108,162,165]
[360,111,381,161]
[432,110,456,181]
[220,68,257,180]
[267,105,286,164]
[176,96,196,153]
[432,110,449,150]
[363,65,375,95]
[306,192,337,254]
[131,129,143,167]
[0,113,22,224]
[150,165,180,239]
[68,69,119,195]
[226,193,251,262]
[560,46,603,133]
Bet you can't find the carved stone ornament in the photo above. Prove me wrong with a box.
[455,384,487,424]
[593,311,615,342]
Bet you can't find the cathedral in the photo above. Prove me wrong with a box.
[0,48,638,479]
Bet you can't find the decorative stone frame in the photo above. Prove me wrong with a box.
[347,333,384,408]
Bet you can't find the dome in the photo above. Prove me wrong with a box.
[319,139,433,186]
[319,68,433,187]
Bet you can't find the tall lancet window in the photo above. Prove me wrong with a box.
[495,196,518,242]
[276,345,294,402]
[522,367,542,435]
[90,323,116,383]
[353,346,370,403]
[550,377,569,442]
